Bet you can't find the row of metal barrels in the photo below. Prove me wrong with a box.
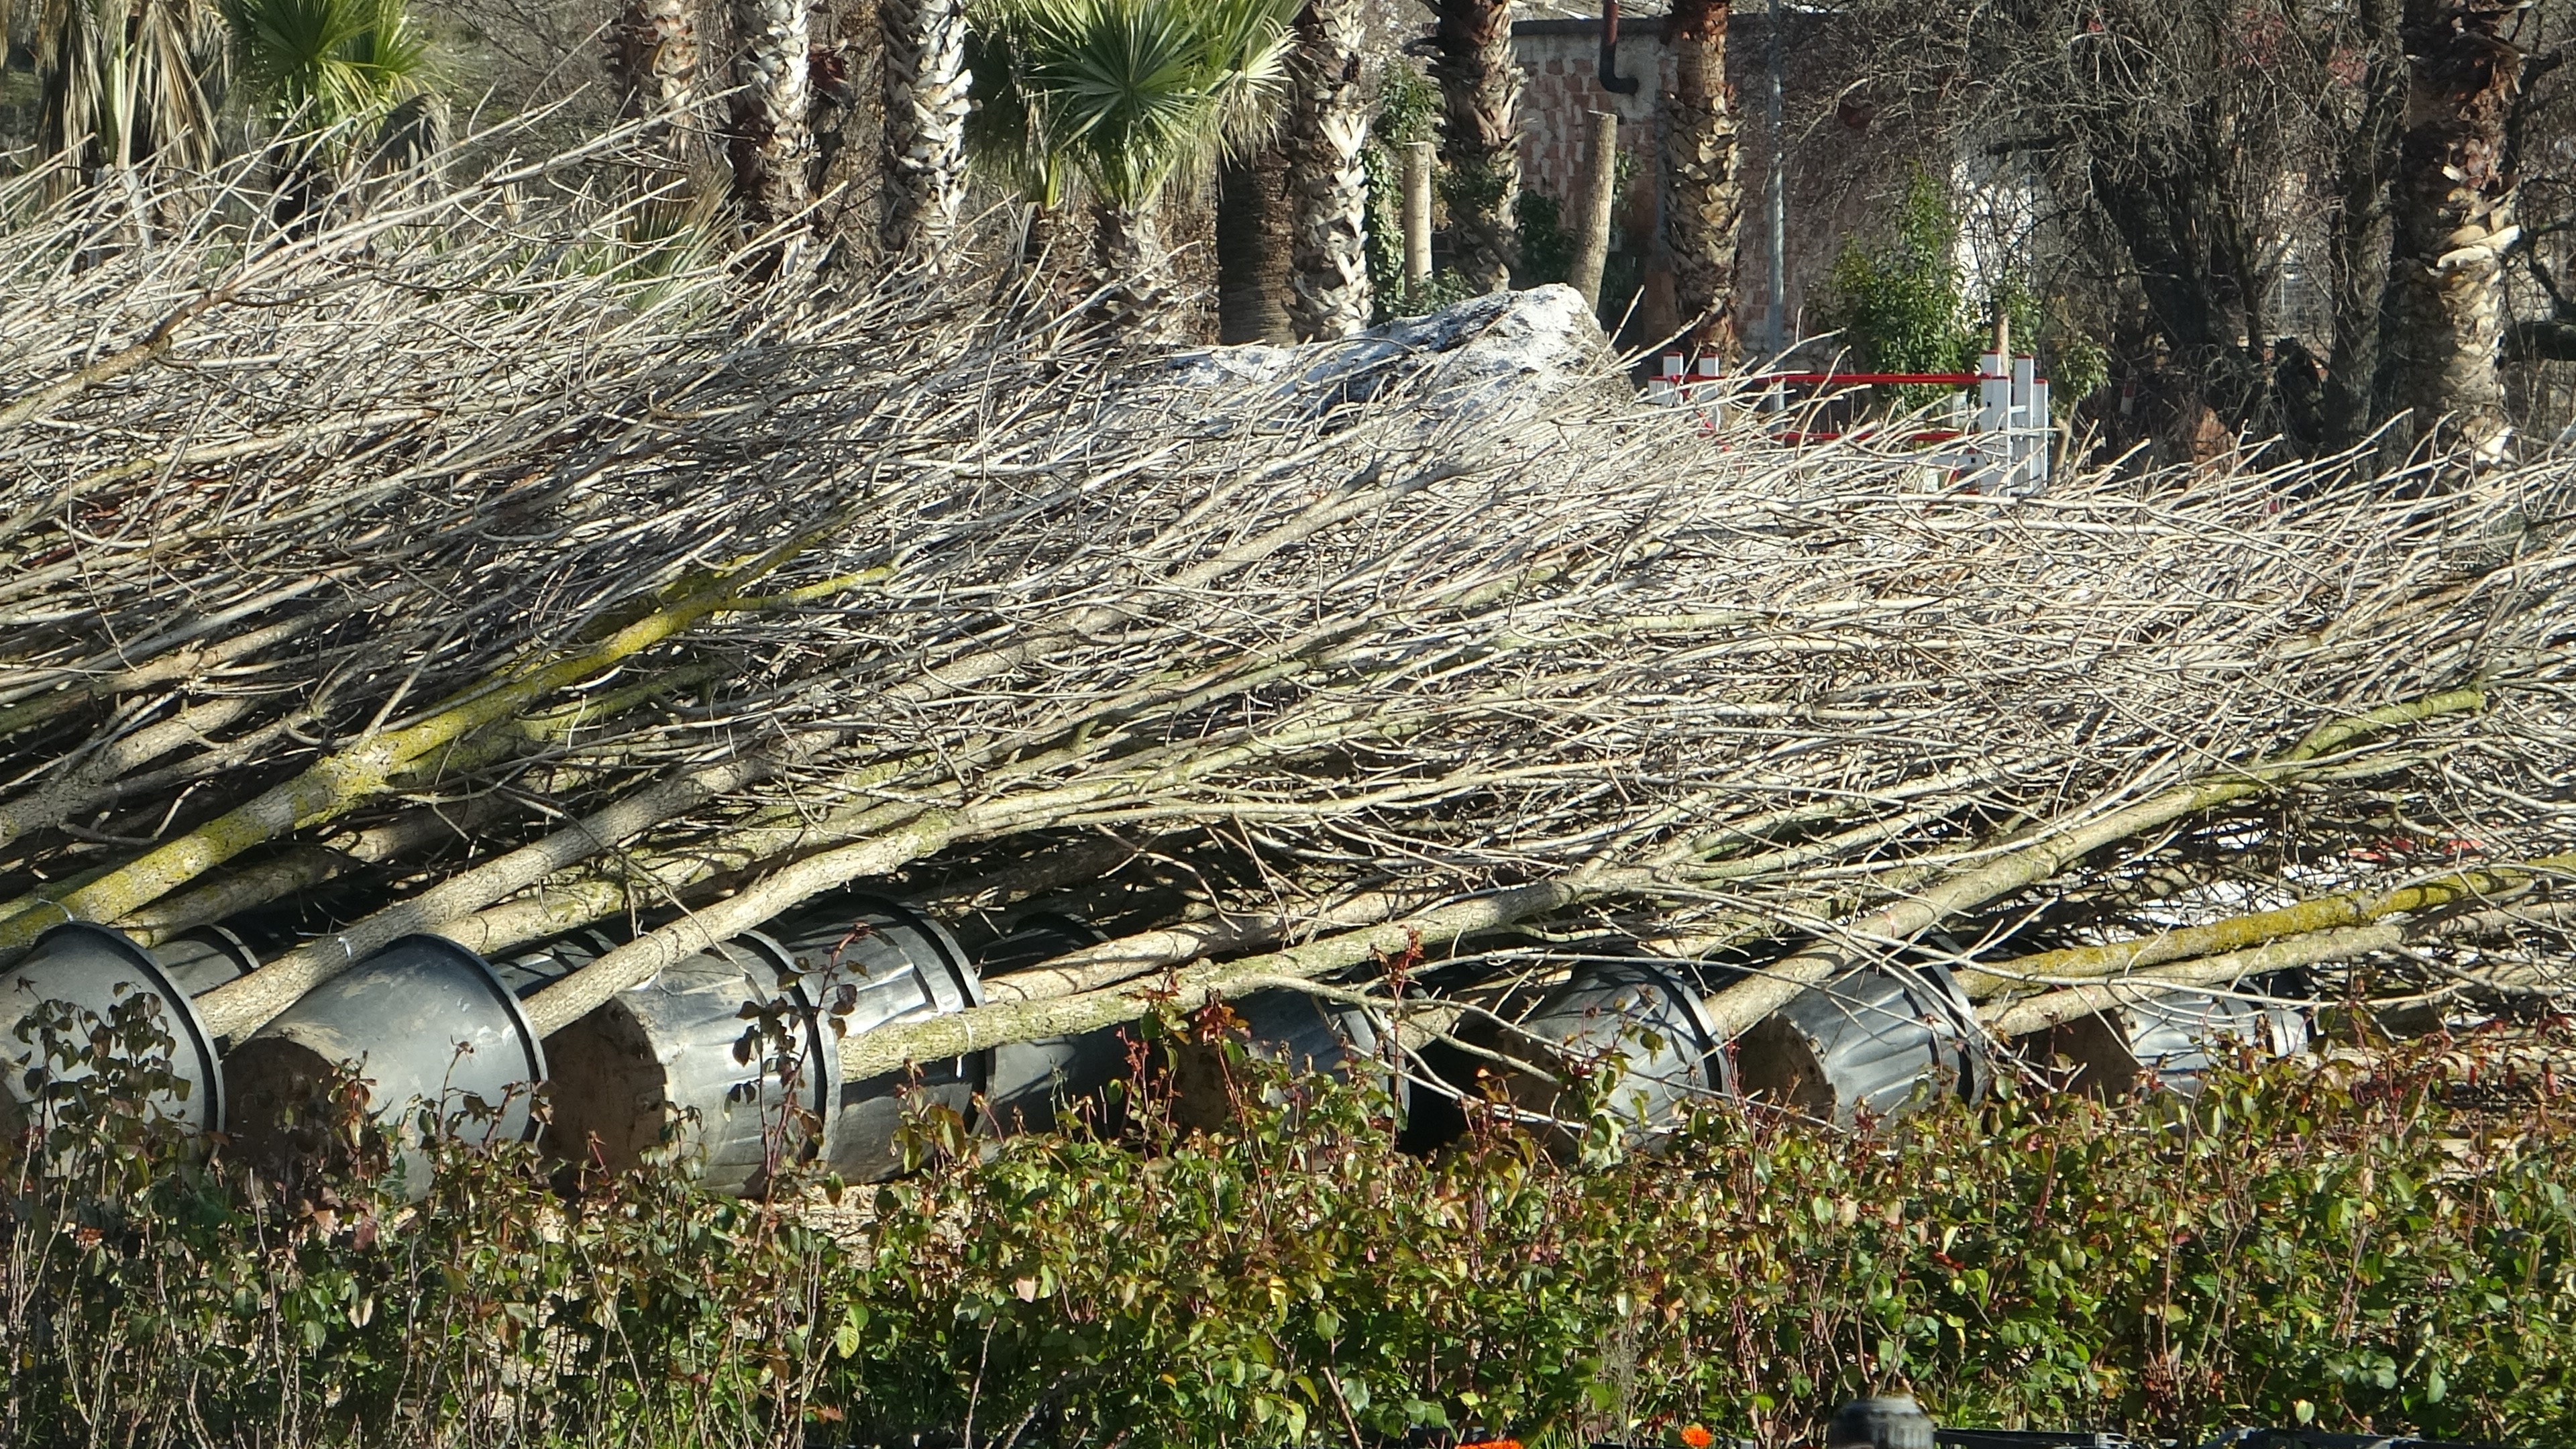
[0,893,2309,1195]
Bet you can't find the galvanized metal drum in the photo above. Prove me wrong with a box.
[1827,1395,1939,1449]
[979,913,1130,1137]
[1735,961,1989,1126]
[225,934,546,1193]
[541,928,837,1195]
[0,922,240,1140]
[2021,987,2309,1098]
[753,893,984,1183]
[1483,957,1735,1136]
[153,926,260,1000]
[1169,985,1406,1130]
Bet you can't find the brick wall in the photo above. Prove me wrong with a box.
[1513,21,1667,238]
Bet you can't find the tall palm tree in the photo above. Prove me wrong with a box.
[1282,0,1368,338]
[1662,0,1739,360]
[221,0,438,223]
[2381,0,2520,458]
[1424,0,1518,293]
[882,0,973,254]
[1215,140,1294,341]
[727,0,813,230]
[31,0,225,217]
[969,0,1296,333]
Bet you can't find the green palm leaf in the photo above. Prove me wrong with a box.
[968,0,1292,211]
[220,0,434,136]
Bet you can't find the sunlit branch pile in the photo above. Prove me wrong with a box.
[4,150,2573,1159]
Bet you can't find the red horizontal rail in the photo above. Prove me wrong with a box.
[1758,372,1990,386]
[1770,429,1972,445]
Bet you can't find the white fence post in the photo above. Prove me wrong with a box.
[2010,354,2038,492]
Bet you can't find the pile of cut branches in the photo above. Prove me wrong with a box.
[4,157,2572,1128]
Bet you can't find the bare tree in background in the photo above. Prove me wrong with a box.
[1664,0,1740,358]
[1424,0,1518,292]
[1813,0,2422,455]
[2503,32,2574,379]
[1285,0,1373,337]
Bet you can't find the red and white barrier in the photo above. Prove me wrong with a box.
[1652,354,2053,493]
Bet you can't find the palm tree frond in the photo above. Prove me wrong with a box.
[967,0,1290,210]
[221,0,436,139]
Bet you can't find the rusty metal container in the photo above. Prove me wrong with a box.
[539,928,837,1194]
[1481,957,1735,1136]
[1170,985,1407,1130]
[979,913,1130,1136]
[753,893,984,1183]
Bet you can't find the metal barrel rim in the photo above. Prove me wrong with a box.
[11,921,230,1134]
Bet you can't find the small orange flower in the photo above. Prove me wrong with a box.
[1460,1441,1523,1449]
[1682,1427,1715,1449]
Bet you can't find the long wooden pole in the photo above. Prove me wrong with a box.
[1568,110,1619,311]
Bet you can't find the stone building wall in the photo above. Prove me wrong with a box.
[1513,18,1669,241]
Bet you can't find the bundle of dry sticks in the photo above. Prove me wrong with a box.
[5,148,2573,1141]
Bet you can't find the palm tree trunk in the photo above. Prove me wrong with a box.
[607,0,700,217]
[1091,197,1172,336]
[1216,144,1295,343]
[880,0,971,255]
[1283,0,1372,339]
[2383,0,2521,459]
[608,0,700,126]
[727,0,814,231]
[1426,0,1520,294]
[1663,0,1740,360]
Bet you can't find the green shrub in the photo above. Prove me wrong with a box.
[1517,191,1575,288]
[1362,62,1491,321]
[6,1002,2574,1448]
[1818,172,2108,416]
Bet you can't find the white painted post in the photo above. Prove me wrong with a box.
[1692,355,1724,427]
[2029,378,2051,488]
[1650,352,1684,407]
[1976,352,2009,487]
[2011,355,2038,492]
[1401,142,1434,287]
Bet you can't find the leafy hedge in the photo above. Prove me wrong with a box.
[6,1000,2574,1448]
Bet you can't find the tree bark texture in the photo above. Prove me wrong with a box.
[608,0,701,124]
[1090,198,1173,336]
[880,0,971,255]
[1428,0,1521,293]
[2322,0,2404,449]
[728,0,815,229]
[1568,108,1618,311]
[1285,0,1373,339]
[1662,0,1740,358]
[1216,145,1296,343]
[2384,0,2521,459]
